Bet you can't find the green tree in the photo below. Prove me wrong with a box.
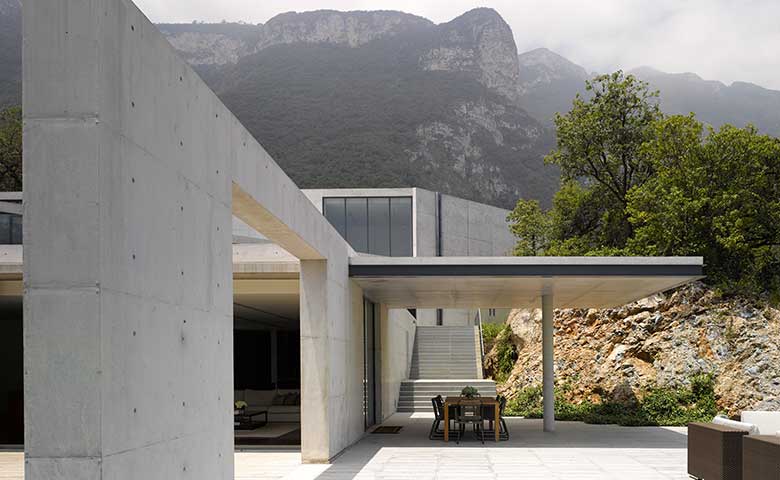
[627,117,780,292]
[508,72,662,255]
[548,71,661,203]
[0,106,22,191]
[507,199,550,255]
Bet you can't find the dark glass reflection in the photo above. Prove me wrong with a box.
[323,196,413,256]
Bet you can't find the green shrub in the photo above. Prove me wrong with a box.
[481,322,504,345]
[504,374,718,426]
[492,326,517,383]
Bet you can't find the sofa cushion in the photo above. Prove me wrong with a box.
[269,405,300,414]
[712,415,759,434]
[740,411,780,435]
[243,389,276,407]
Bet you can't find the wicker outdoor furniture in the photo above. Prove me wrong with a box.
[742,435,780,480]
[688,422,749,480]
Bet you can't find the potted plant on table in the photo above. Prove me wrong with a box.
[461,386,479,399]
[234,400,247,415]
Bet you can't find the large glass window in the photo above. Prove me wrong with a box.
[345,198,369,253]
[367,198,390,256]
[323,196,412,256]
[389,197,412,256]
[0,213,22,245]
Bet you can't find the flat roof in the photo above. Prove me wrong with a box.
[349,256,703,309]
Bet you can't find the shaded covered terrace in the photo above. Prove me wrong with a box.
[350,255,704,432]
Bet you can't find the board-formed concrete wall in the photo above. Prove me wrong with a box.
[24,0,367,474]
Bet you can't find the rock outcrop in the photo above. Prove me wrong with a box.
[488,282,780,415]
[420,8,522,102]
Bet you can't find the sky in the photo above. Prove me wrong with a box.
[135,0,780,90]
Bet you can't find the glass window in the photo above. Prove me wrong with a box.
[389,197,412,256]
[323,196,412,256]
[367,198,390,256]
[323,198,346,237]
[0,213,22,245]
[345,198,368,253]
[10,215,21,244]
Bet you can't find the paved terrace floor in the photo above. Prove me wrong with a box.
[0,415,688,479]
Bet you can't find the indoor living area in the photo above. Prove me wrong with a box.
[232,283,302,448]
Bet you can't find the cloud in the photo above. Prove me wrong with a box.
[135,0,780,89]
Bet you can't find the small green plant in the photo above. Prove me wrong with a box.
[461,386,479,398]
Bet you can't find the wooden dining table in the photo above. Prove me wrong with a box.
[443,396,500,442]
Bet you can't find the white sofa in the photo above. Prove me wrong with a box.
[235,389,300,423]
[741,411,780,435]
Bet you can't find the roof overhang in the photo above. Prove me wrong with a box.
[349,256,704,309]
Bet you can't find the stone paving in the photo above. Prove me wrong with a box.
[0,414,689,479]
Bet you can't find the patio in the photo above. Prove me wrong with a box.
[1,414,689,479]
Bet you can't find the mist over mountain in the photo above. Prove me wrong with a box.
[2,5,780,206]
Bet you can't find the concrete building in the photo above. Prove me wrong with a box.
[14,0,703,477]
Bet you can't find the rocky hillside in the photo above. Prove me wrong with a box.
[162,9,558,208]
[486,282,780,416]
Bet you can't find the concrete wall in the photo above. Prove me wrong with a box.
[23,1,234,478]
[439,194,515,257]
[378,307,416,420]
[413,189,515,326]
[24,0,366,473]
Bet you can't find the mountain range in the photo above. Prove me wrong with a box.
[2,3,780,207]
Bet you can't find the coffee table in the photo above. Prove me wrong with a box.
[234,409,268,430]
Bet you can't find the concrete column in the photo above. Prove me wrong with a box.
[23,0,233,477]
[299,259,365,463]
[542,294,555,432]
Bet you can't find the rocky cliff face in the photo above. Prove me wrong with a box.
[420,8,521,102]
[487,282,780,416]
[160,10,432,67]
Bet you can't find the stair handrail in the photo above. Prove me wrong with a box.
[477,309,485,378]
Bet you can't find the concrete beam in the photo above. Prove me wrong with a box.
[0,201,23,215]
[232,183,324,260]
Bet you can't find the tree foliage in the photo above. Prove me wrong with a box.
[0,105,22,191]
[509,72,780,295]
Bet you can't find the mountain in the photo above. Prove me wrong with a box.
[160,9,559,208]
[517,47,589,124]
[516,49,780,136]
[0,0,21,109]
[4,6,780,205]
[629,66,780,136]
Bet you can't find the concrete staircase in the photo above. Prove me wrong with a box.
[398,326,496,413]
[409,326,481,379]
